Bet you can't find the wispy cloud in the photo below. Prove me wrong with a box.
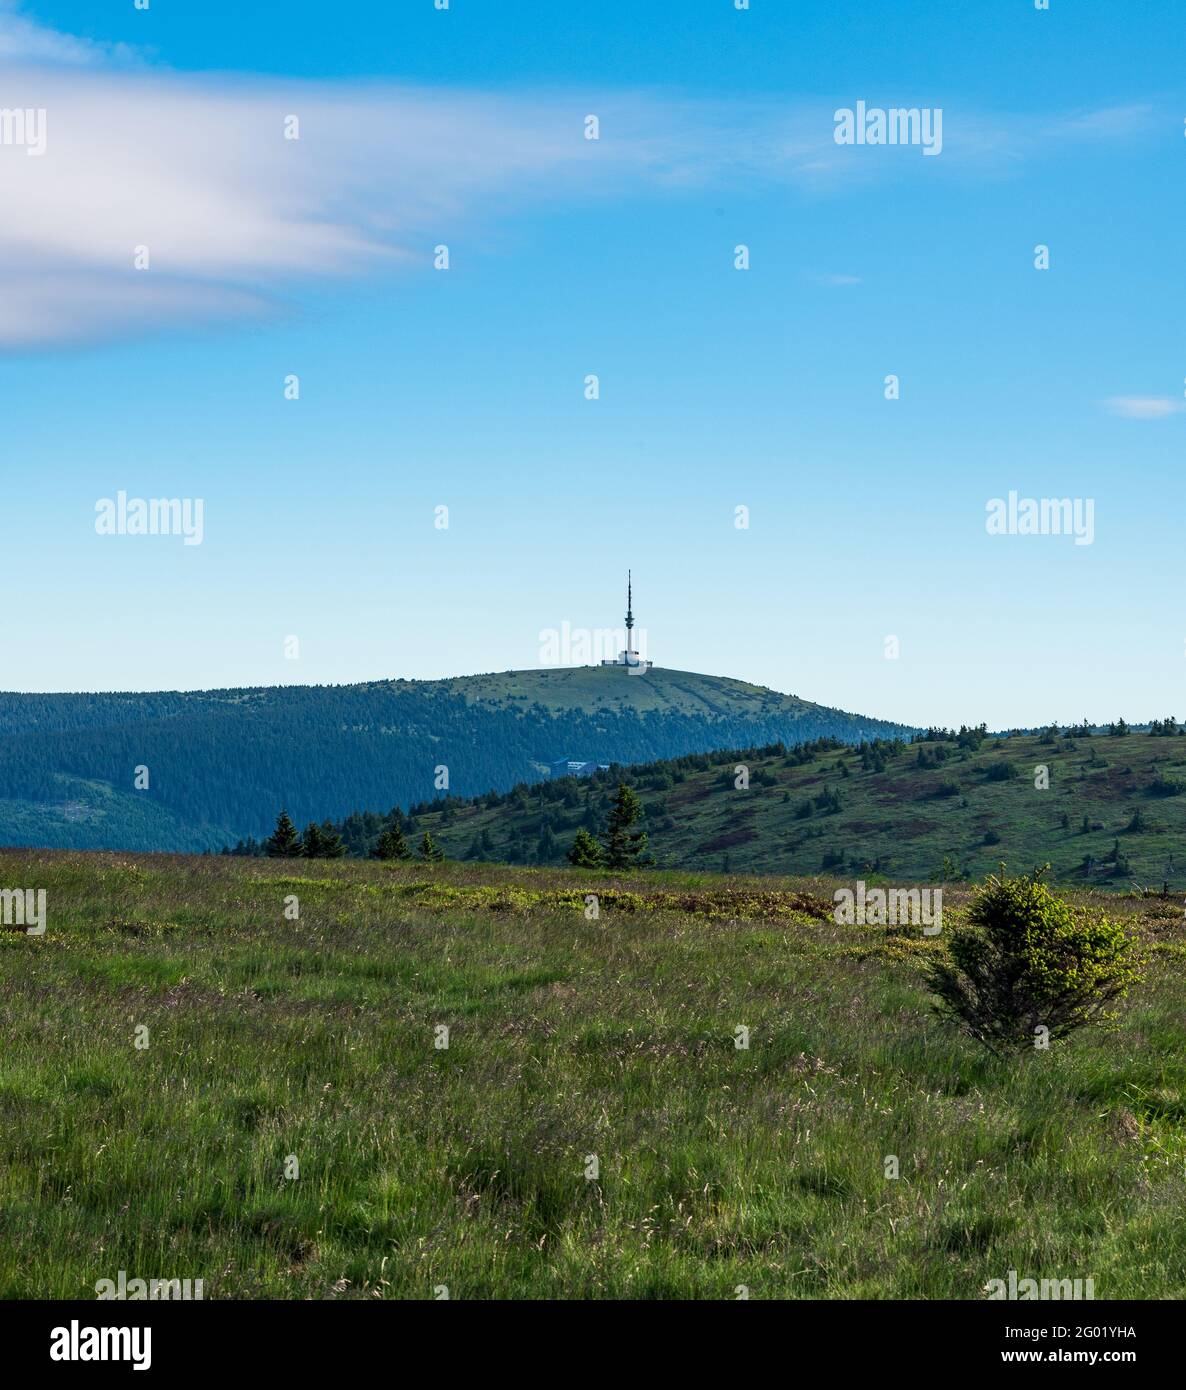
[0,69,672,346]
[0,0,136,65]
[0,8,1162,349]
[1046,103,1153,140]
[1105,396,1185,420]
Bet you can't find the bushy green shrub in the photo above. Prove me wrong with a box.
[927,867,1142,1054]
[983,761,1018,782]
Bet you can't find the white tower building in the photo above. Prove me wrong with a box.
[600,571,652,670]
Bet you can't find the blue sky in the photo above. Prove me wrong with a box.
[2,0,1184,728]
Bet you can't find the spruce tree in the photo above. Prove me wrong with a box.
[926,868,1141,1053]
[318,821,347,858]
[600,782,648,869]
[373,826,410,860]
[265,809,302,858]
[566,827,603,867]
[300,822,325,858]
[536,824,558,862]
[419,831,444,863]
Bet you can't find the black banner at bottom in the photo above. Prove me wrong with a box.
[0,1296,1157,1375]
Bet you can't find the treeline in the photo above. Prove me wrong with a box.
[227,801,474,861]
[239,781,650,874]
[227,736,904,865]
[911,724,988,749]
[242,809,445,863]
[1001,717,1184,739]
[0,681,910,848]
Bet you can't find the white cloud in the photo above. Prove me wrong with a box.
[0,68,683,346]
[1105,396,1185,420]
[0,8,1162,349]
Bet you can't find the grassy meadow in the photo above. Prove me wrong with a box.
[2,848,1185,1299]
[419,728,1186,886]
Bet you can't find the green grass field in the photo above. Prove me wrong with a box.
[2,850,1184,1299]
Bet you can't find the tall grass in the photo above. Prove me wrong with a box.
[1,850,1183,1298]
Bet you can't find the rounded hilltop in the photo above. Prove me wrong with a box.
[422,665,824,719]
